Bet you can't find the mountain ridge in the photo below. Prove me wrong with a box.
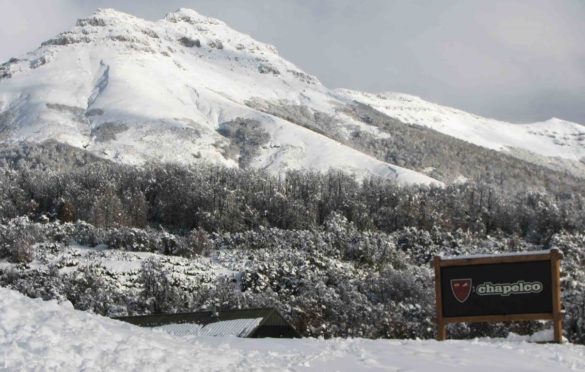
[0,8,583,184]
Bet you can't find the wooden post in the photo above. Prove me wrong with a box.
[550,249,563,343]
[434,255,446,341]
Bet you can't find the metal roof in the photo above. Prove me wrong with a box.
[155,318,263,337]
[116,307,301,338]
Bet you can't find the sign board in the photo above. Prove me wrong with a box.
[434,249,563,343]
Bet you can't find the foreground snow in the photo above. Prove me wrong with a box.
[0,288,584,371]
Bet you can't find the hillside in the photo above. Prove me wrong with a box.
[335,89,585,177]
[0,8,437,185]
[1,8,584,186]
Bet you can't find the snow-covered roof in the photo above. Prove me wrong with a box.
[155,318,263,337]
[117,307,301,338]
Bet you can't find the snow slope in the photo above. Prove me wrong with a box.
[335,89,585,162]
[0,8,439,185]
[1,7,583,183]
[1,287,584,371]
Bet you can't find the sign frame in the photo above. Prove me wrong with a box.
[433,249,563,343]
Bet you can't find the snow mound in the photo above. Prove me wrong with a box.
[1,287,584,371]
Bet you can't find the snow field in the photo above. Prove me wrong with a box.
[1,287,584,371]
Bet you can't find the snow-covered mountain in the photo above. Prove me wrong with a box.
[0,8,437,185]
[335,90,585,176]
[0,8,583,183]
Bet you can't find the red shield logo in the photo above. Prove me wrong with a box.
[451,279,472,303]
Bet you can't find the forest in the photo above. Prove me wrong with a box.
[0,154,584,343]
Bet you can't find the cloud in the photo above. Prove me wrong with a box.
[0,0,583,124]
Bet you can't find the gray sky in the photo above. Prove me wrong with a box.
[1,0,584,124]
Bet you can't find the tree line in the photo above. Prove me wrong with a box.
[1,162,584,245]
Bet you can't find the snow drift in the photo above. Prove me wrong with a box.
[1,287,584,371]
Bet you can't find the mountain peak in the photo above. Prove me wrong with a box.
[164,8,225,26]
[76,8,140,27]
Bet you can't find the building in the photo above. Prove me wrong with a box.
[116,308,301,338]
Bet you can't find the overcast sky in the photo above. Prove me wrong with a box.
[1,0,584,124]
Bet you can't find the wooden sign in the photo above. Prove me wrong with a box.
[434,249,563,343]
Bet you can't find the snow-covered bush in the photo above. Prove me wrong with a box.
[549,233,585,343]
[0,217,41,263]
[140,258,188,313]
[1,161,585,342]
[184,227,211,257]
[106,227,162,253]
[63,264,124,316]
